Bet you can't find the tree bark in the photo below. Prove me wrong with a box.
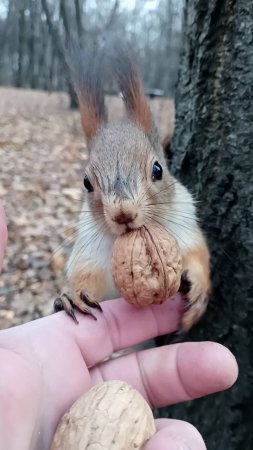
[157,0,253,449]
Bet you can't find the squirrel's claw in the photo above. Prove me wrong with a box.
[53,291,101,324]
[178,270,209,332]
[80,290,103,312]
[178,271,191,296]
[54,293,79,324]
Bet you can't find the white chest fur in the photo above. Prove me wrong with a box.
[66,206,120,300]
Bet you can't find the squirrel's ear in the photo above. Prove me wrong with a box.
[162,135,172,158]
[67,46,107,143]
[162,134,173,167]
[111,43,152,134]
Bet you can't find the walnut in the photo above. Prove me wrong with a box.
[112,224,182,307]
[51,380,156,450]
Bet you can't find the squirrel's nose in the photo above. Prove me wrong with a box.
[113,212,136,225]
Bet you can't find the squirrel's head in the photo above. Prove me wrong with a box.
[68,42,175,236]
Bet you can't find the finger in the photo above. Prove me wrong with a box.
[90,342,238,407]
[0,202,7,271]
[144,419,206,450]
[50,294,184,367]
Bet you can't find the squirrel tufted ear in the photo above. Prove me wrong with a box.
[110,42,152,135]
[67,45,107,143]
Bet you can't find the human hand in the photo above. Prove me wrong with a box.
[0,201,7,271]
[0,204,238,450]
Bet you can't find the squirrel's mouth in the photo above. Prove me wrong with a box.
[110,222,139,236]
[125,222,142,233]
[107,217,144,236]
[104,203,144,236]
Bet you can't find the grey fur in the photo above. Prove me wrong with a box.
[67,40,163,157]
[108,39,164,156]
[108,41,142,115]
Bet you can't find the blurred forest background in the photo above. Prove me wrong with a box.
[0,0,182,98]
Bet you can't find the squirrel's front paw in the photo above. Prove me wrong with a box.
[54,291,103,324]
[179,271,210,332]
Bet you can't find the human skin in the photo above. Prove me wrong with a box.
[0,202,7,271]
[0,202,238,450]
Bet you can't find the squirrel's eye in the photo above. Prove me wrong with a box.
[152,161,163,181]
[83,175,94,192]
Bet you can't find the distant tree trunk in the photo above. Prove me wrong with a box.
[38,19,48,89]
[16,0,26,87]
[157,0,253,449]
[41,0,77,108]
[59,0,70,43]
[29,0,37,88]
[0,0,12,83]
[41,0,65,62]
[49,45,56,90]
[74,0,84,45]
[104,0,119,31]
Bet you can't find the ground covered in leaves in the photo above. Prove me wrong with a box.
[0,87,174,329]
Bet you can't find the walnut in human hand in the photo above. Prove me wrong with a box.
[51,380,155,450]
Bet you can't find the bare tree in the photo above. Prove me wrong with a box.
[16,0,26,87]
[74,0,84,45]
[41,0,65,61]
[59,0,70,43]
[28,0,38,88]
[40,0,77,105]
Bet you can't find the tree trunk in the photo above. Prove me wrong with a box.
[74,0,85,45]
[41,0,65,62]
[0,0,12,83]
[16,0,26,87]
[157,0,253,449]
[28,0,37,88]
[41,0,77,108]
[59,0,70,43]
[37,19,48,89]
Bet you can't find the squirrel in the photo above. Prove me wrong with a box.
[54,43,211,332]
